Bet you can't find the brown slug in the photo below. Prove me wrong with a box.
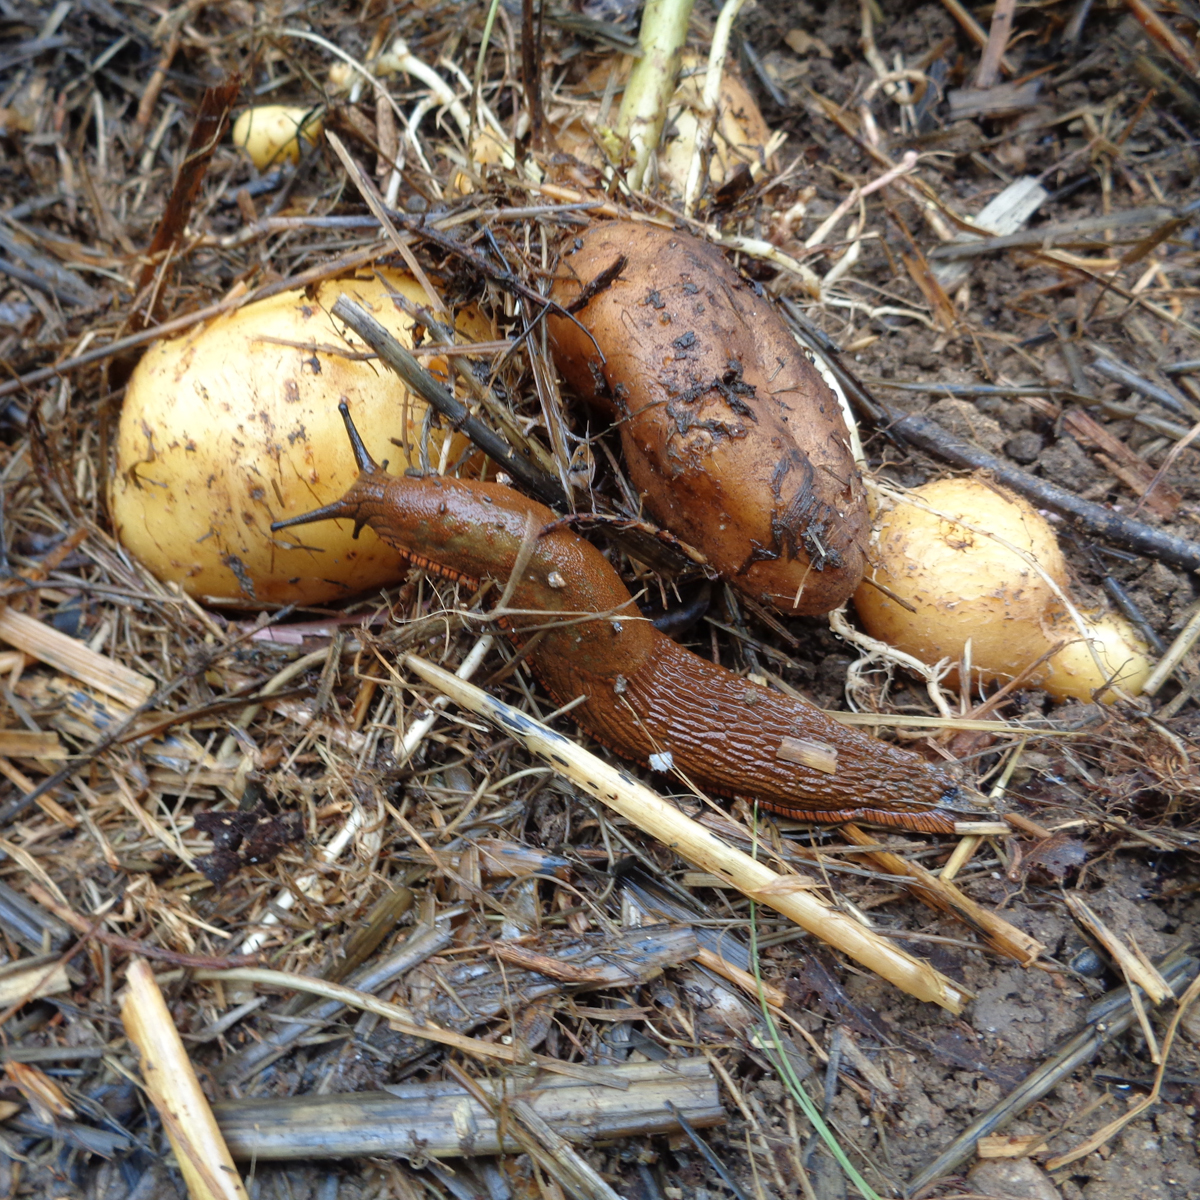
[273,404,987,834]
[547,222,869,616]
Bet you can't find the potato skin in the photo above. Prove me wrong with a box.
[547,222,868,615]
[853,477,1151,701]
[111,270,484,606]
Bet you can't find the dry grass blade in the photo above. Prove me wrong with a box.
[1046,971,1200,1172]
[1062,893,1172,1004]
[838,823,1044,964]
[0,607,153,709]
[402,653,969,1013]
[120,958,249,1200]
[193,965,541,1064]
[975,0,1017,89]
[1062,892,1171,1061]
[0,731,63,759]
[5,1061,75,1121]
[0,955,70,1007]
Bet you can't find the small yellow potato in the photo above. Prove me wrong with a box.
[111,270,486,606]
[657,54,775,190]
[231,105,324,170]
[853,477,1152,702]
[1034,611,1153,702]
[327,63,355,92]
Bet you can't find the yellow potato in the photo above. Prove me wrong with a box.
[658,54,775,189]
[111,269,486,606]
[1035,611,1153,702]
[231,105,324,170]
[854,477,1152,702]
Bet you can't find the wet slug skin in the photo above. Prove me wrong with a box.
[275,405,987,834]
[547,221,870,616]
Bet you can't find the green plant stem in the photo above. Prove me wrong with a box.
[748,806,882,1200]
[616,0,695,189]
[472,0,504,138]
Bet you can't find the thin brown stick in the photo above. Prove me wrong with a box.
[133,75,242,327]
[975,0,1016,89]
[1124,0,1200,74]
[330,297,570,509]
[25,886,263,970]
[785,314,1200,573]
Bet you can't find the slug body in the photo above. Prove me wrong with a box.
[547,222,869,616]
[276,408,986,833]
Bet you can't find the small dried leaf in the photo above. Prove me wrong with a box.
[1017,833,1089,881]
[784,29,832,57]
[6,1061,75,1121]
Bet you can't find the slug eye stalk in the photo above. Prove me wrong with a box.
[270,401,386,539]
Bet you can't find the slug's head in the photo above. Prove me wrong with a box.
[271,400,392,540]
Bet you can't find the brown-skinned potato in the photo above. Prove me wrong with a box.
[547,221,868,616]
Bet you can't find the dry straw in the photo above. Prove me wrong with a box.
[120,959,249,1200]
[403,653,969,1012]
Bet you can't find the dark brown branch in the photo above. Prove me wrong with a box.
[783,305,1200,573]
[132,75,242,329]
[330,295,570,511]
[884,411,1200,571]
[521,0,546,152]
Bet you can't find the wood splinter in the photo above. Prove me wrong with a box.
[120,958,249,1200]
[775,736,839,774]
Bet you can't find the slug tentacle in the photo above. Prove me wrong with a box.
[293,403,991,833]
[271,401,397,541]
[338,397,382,473]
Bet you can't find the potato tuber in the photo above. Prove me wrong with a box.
[854,477,1152,702]
[110,269,486,606]
[231,106,324,170]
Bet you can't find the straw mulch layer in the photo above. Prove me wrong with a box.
[4,1,1200,1198]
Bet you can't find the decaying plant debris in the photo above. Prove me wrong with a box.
[6,0,1200,1198]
